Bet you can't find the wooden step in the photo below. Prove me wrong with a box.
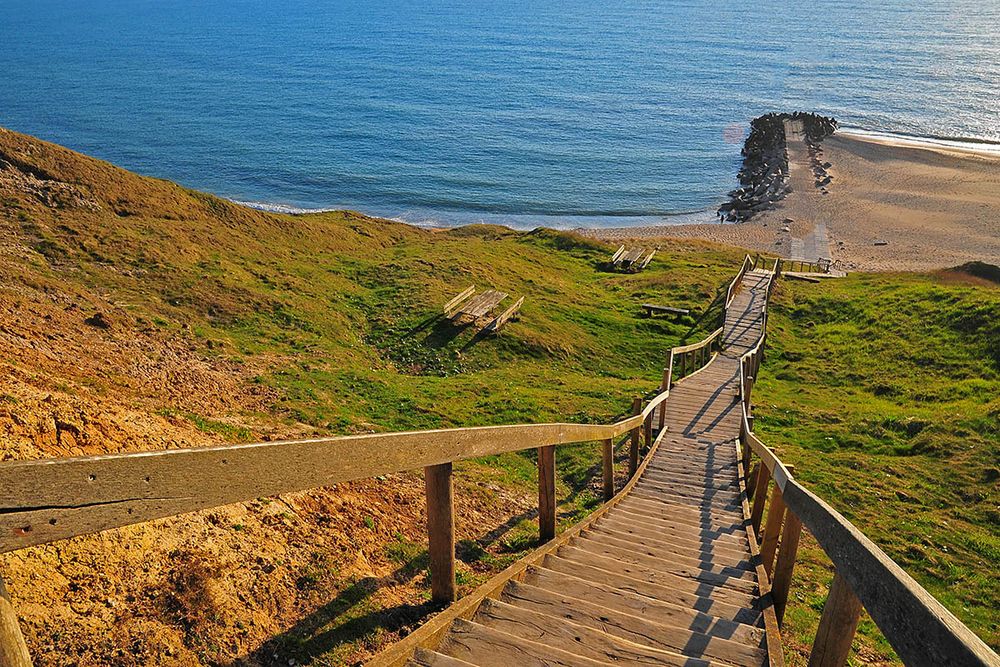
[579,529,753,573]
[508,574,765,647]
[588,523,753,565]
[553,547,758,603]
[437,618,613,667]
[571,534,757,585]
[540,555,763,625]
[618,496,746,527]
[610,505,744,536]
[561,541,759,595]
[474,598,719,666]
[601,509,750,549]
[408,648,478,667]
[594,516,751,559]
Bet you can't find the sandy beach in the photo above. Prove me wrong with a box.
[584,130,1000,272]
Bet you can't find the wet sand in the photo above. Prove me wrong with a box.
[583,131,1000,272]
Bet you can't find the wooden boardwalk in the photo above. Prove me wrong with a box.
[404,269,778,667]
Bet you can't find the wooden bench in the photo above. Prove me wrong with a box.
[641,303,689,318]
[486,296,524,333]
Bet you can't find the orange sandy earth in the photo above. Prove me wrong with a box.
[586,132,1000,272]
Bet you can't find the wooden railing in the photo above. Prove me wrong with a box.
[725,253,756,309]
[775,256,833,274]
[735,270,999,667]
[0,307,731,666]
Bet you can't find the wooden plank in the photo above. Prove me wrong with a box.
[760,482,787,578]
[643,303,690,316]
[443,286,475,317]
[517,569,764,643]
[733,439,786,667]
[438,619,611,667]
[610,245,626,263]
[573,534,756,583]
[750,463,771,533]
[808,572,862,667]
[409,648,477,667]
[629,397,642,477]
[426,463,456,603]
[473,598,719,667]
[538,445,556,542]
[500,581,762,662]
[554,547,757,603]
[639,248,657,269]
[588,525,752,571]
[486,296,523,333]
[459,290,508,319]
[601,438,614,501]
[0,419,642,554]
[0,575,31,667]
[541,555,758,625]
[772,511,802,626]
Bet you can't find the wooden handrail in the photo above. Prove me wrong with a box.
[0,418,648,555]
[734,269,999,667]
[724,254,754,309]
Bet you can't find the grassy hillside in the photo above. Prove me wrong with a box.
[758,272,1000,663]
[0,127,741,665]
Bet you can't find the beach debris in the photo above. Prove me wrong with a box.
[874,240,889,246]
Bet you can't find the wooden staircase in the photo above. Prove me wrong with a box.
[399,270,778,667]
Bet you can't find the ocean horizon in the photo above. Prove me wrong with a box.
[2,0,998,229]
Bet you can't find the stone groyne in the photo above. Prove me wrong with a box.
[719,112,837,223]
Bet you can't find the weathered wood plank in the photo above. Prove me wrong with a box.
[443,286,475,317]
[474,598,717,666]
[0,575,32,667]
[426,463,456,603]
[0,419,641,554]
[518,569,764,642]
[808,572,862,667]
[537,445,555,542]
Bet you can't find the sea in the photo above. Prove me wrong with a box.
[2,0,998,229]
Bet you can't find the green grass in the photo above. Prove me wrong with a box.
[755,271,1000,663]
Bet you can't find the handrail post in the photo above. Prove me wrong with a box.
[750,462,771,534]
[0,574,32,667]
[746,462,760,501]
[424,462,456,603]
[538,445,556,542]
[760,483,786,577]
[643,412,653,453]
[658,368,669,431]
[808,572,863,667]
[601,438,614,502]
[628,397,641,477]
[773,510,803,626]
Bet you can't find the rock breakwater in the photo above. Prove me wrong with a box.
[719,112,837,222]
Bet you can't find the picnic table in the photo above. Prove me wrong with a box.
[443,286,524,333]
[608,246,657,272]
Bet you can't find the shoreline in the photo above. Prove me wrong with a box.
[582,129,1000,272]
[234,125,1000,231]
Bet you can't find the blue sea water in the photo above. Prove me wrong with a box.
[1,0,998,228]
